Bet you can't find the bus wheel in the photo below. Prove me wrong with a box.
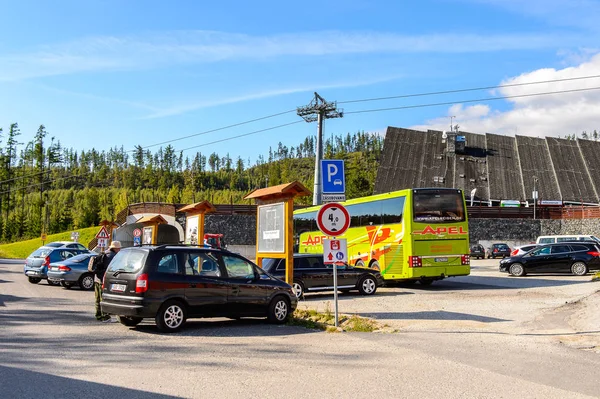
[370,261,380,271]
[419,279,433,286]
[355,260,365,268]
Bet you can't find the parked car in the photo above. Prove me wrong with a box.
[47,252,96,290]
[470,244,485,259]
[510,244,538,257]
[487,243,511,259]
[499,242,600,276]
[101,245,297,332]
[261,254,383,298]
[536,235,600,244]
[24,247,92,285]
[45,241,88,250]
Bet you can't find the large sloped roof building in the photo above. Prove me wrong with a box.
[374,127,600,205]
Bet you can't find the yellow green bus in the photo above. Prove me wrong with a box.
[293,188,470,285]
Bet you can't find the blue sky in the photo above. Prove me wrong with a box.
[1,0,600,164]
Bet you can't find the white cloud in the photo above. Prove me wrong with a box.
[142,74,403,119]
[410,53,600,137]
[0,30,584,81]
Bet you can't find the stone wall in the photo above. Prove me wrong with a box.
[197,214,600,250]
[470,218,600,248]
[204,214,256,245]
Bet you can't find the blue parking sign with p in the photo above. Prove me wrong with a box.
[321,160,345,194]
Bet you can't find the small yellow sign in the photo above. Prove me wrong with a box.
[41,233,47,241]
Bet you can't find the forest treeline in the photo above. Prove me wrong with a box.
[0,123,382,243]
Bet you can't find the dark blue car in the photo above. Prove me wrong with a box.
[24,246,92,285]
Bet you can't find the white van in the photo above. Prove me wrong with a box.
[536,235,600,244]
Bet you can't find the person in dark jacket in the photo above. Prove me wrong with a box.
[92,241,121,322]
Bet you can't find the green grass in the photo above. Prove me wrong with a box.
[0,227,99,259]
[288,304,393,333]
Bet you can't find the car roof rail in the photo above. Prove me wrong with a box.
[153,243,223,251]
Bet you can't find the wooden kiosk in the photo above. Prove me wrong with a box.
[244,181,311,284]
[136,214,168,245]
[178,201,217,246]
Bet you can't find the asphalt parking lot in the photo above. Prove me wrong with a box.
[1,258,599,398]
[300,259,600,340]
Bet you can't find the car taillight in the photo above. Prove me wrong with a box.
[42,256,51,267]
[493,248,498,253]
[587,251,600,257]
[136,273,148,293]
[408,256,422,268]
[510,249,518,256]
[461,254,470,265]
[58,265,71,271]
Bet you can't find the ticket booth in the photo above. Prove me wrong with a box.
[179,201,217,246]
[244,181,311,284]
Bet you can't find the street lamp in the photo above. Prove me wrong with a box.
[532,176,539,220]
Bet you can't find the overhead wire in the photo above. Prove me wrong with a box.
[344,86,600,115]
[338,74,600,104]
[138,109,296,151]
[2,76,600,193]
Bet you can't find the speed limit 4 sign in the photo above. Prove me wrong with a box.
[316,202,350,236]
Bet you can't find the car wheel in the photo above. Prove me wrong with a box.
[78,273,95,291]
[571,262,588,276]
[60,282,73,289]
[117,316,143,327]
[155,300,187,333]
[370,261,380,271]
[267,296,290,324]
[419,279,434,286]
[28,277,41,284]
[358,275,377,295]
[292,281,305,299]
[509,263,526,277]
[47,279,60,286]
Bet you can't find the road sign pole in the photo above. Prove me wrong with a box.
[333,262,338,327]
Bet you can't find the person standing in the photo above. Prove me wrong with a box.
[89,241,121,322]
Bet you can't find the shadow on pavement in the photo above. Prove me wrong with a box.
[0,294,28,307]
[132,317,315,337]
[359,310,510,323]
[407,274,592,291]
[0,365,181,399]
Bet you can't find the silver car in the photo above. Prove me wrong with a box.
[47,253,96,290]
[24,247,90,285]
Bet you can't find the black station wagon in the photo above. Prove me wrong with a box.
[499,242,600,276]
[101,245,297,332]
[261,254,383,298]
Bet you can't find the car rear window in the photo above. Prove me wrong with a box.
[495,244,509,250]
[30,248,52,257]
[557,237,577,242]
[107,250,147,274]
[261,258,281,272]
[521,245,536,252]
[68,253,93,263]
[570,244,591,252]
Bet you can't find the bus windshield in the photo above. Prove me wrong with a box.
[413,189,466,223]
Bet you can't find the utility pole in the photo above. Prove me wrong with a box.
[297,92,343,205]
